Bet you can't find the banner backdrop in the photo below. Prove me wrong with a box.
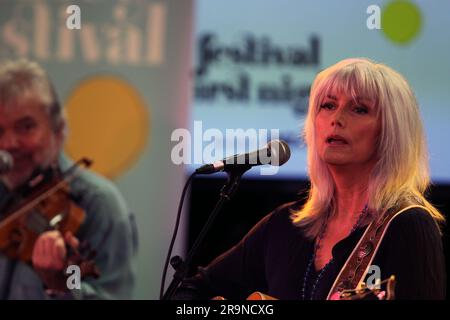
[0,0,193,299]
[190,0,450,182]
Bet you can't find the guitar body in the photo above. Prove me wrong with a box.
[246,292,277,300]
[212,292,277,300]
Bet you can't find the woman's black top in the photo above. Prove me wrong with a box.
[175,202,446,300]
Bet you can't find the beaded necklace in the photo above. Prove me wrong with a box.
[301,204,368,300]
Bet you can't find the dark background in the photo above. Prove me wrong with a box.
[186,175,450,295]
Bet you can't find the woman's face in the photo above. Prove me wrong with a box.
[314,91,381,170]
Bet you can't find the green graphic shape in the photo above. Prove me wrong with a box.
[382,0,422,44]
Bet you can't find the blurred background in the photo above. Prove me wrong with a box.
[0,0,449,299]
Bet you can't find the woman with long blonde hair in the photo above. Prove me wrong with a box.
[174,58,446,300]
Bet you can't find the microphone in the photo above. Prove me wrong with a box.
[195,139,291,174]
[0,150,13,174]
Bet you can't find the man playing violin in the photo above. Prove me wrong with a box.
[0,59,137,299]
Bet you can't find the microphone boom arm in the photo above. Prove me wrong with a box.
[161,166,250,300]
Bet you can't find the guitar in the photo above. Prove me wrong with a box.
[212,275,396,300]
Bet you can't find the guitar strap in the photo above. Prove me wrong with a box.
[326,205,430,299]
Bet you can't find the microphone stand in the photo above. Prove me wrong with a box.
[161,166,250,300]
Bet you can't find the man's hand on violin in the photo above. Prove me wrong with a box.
[32,230,79,270]
[32,230,80,293]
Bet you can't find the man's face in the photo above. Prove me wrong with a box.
[0,98,63,189]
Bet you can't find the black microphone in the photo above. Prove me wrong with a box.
[195,139,291,174]
[0,150,13,174]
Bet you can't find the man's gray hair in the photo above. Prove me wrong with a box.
[0,59,65,133]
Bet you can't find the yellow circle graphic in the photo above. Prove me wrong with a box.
[382,0,422,45]
[64,76,150,179]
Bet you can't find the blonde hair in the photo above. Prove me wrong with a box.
[292,58,445,239]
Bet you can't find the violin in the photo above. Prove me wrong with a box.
[0,158,100,291]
